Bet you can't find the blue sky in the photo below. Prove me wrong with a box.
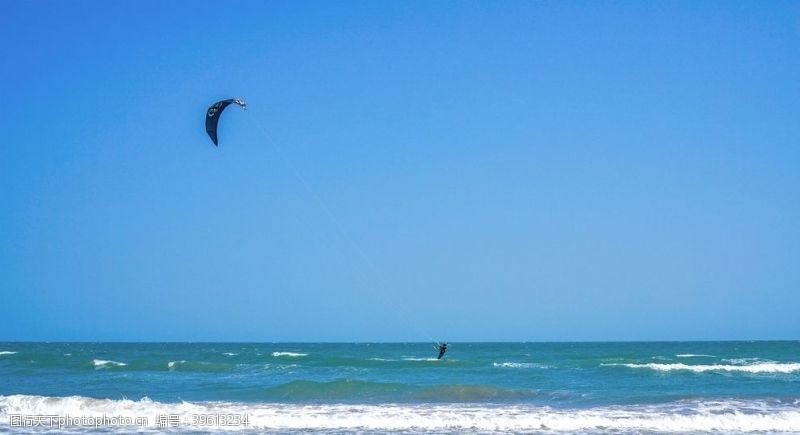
[2,1,798,341]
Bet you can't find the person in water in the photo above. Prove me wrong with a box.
[437,343,448,359]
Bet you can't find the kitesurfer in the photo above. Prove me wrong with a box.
[437,343,448,360]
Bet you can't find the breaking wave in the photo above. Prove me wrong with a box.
[167,360,185,369]
[271,352,307,358]
[605,362,800,374]
[724,358,767,364]
[1,395,799,433]
[92,359,127,368]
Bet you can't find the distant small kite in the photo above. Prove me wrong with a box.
[205,98,247,146]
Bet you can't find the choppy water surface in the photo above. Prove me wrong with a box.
[1,342,799,433]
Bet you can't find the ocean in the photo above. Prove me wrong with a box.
[1,341,799,433]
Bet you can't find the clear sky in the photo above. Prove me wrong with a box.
[2,1,799,342]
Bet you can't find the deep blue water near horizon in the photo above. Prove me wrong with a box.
[1,341,799,433]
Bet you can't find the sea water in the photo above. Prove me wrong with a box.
[1,342,799,433]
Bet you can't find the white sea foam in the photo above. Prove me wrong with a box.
[493,362,547,369]
[0,351,17,356]
[222,352,238,356]
[271,352,307,357]
[92,359,127,368]
[605,362,800,373]
[402,357,440,361]
[1,395,800,433]
[676,354,716,358]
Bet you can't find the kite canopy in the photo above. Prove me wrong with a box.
[205,98,247,146]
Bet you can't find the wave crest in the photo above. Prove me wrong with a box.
[167,360,185,369]
[676,354,716,358]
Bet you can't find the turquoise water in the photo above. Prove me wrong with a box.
[1,342,799,433]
